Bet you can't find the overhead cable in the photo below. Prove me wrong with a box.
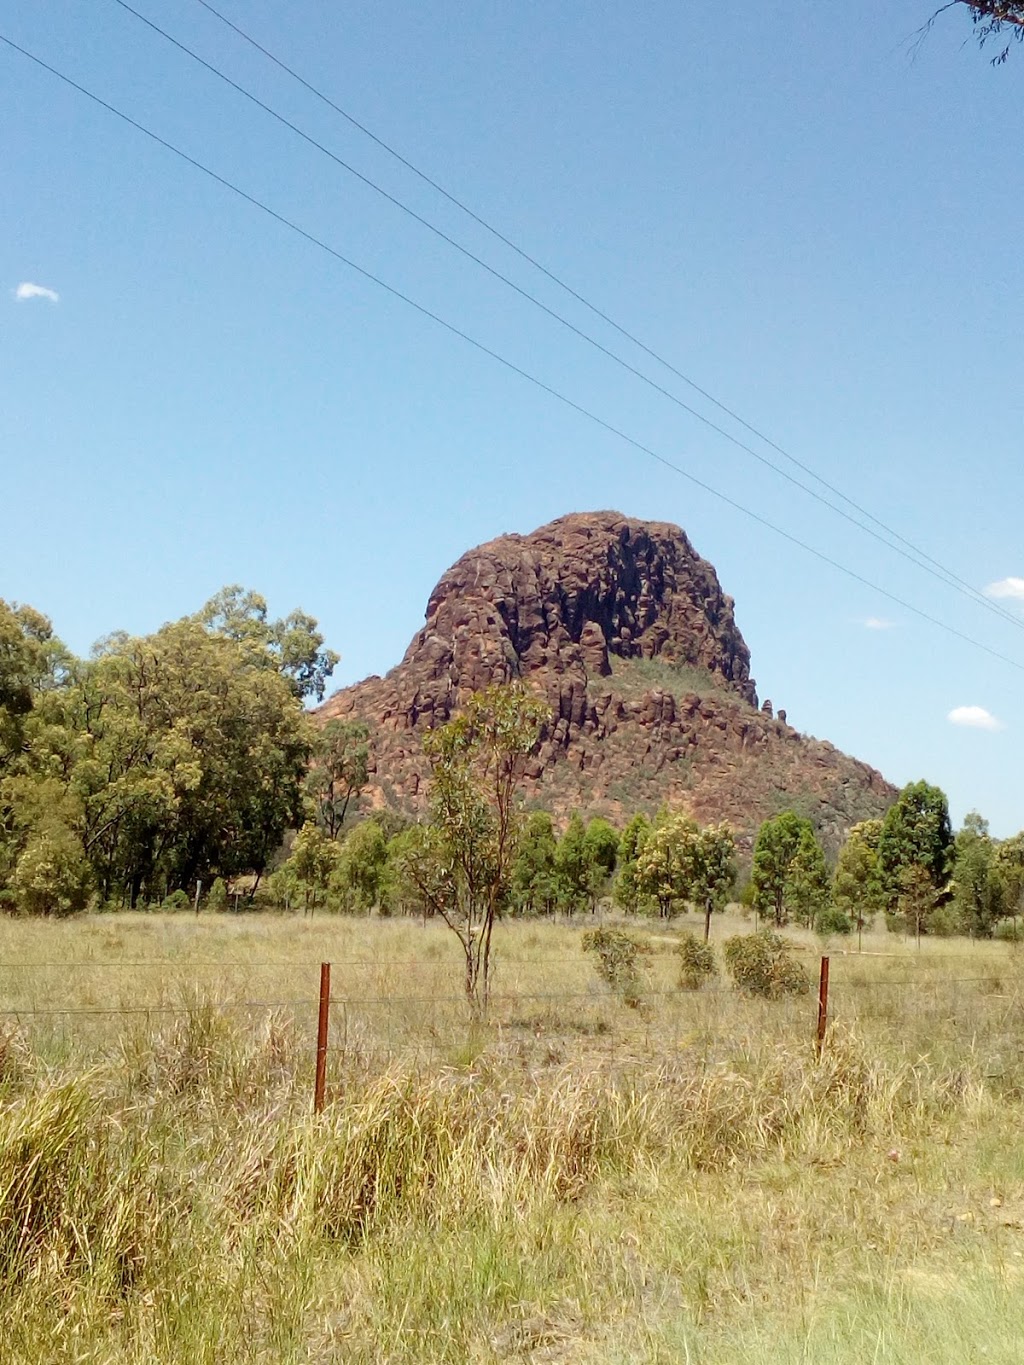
[3,30,1022,675]
[180,0,1020,633]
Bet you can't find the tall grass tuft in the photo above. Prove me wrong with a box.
[0,1079,166,1300]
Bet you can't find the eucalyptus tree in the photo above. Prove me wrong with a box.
[877,781,953,911]
[306,719,369,840]
[786,827,831,929]
[63,617,312,904]
[750,812,823,927]
[636,813,735,936]
[284,821,340,914]
[951,812,1004,937]
[401,682,549,1010]
[833,819,885,946]
[995,832,1024,928]
[197,585,339,702]
[511,810,559,915]
[614,812,652,913]
[336,818,389,911]
[554,812,592,916]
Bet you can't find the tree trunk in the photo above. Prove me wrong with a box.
[464,944,479,1008]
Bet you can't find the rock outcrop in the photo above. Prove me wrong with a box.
[319,512,894,850]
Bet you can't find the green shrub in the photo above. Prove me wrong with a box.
[994,919,1024,944]
[925,903,960,938]
[207,877,228,912]
[884,910,907,936]
[581,927,650,1008]
[815,904,853,936]
[10,829,91,918]
[737,878,756,909]
[722,929,810,999]
[677,933,717,990]
[161,889,191,912]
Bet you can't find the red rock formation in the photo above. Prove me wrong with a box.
[319,512,894,849]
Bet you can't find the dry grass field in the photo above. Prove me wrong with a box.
[3,908,1024,1362]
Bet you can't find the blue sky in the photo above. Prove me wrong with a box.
[3,1,1023,832]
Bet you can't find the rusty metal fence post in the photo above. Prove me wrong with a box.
[815,955,830,1057]
[314,962,331,1112]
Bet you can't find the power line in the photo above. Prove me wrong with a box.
[187,0,1024,633]
[111,0,1024,637]
[3,30,1023,676]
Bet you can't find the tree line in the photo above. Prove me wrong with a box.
[275,784,737,943]
[271,684,1024,1008]
[5,605,1023,955]
[0,590,360,914]
[280,760,1024,948]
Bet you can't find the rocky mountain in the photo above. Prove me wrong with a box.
[319,511,895,851]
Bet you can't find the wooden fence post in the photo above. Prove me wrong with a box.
[314,961,331,1113]
[815,955,830,1057]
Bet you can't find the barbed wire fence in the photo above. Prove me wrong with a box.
[1,951,1022,1112]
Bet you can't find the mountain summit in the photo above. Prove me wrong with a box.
[320,512,893,848]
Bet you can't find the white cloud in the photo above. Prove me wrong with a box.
[863,616,894,630]
[948,705,1004,732]
[985,577,1024,603]
[14,282,59,303]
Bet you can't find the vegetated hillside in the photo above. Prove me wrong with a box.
[320,511,894,850]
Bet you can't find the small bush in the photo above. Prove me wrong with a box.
[207,877,228,912]
[994,919,1024,944]
[161,889,191,912]
[884,910,907,936]
[581,928,650,1008]
[925,904,960,938]
[10,829,91,917]
[677,933,717,990]
[722,929,810,999]
[815,904,853,937]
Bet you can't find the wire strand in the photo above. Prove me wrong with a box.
[0,977,1009,1015]
[3,30,1022,673]
[0,999,313,1017]
[0,956,604,969]
[184,0,1022,633]
[110,0,1024,634]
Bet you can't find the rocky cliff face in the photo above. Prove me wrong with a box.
[320,512,894,850]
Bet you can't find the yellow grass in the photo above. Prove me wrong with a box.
[1,908,1023,1362]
